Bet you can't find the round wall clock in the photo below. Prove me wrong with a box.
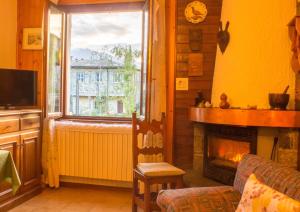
[185,1,208,24]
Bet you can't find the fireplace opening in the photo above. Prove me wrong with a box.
[204,125,257,185]
[208,136,250,169]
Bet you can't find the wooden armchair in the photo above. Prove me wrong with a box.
[132,112,185,212]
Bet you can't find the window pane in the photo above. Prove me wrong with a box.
[67,12,143,118]
[47,8,63,113]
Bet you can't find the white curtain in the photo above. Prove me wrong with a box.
[139,0,166,193]
[41,118,60,188]
[142,0,166,161]
[150,0,166,121]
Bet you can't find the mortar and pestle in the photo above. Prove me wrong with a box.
[268,85,290,110]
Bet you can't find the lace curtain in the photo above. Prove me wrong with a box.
[41,118,59,188]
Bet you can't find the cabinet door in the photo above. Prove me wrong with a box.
[21,131,40,191]
[0,135,21,202]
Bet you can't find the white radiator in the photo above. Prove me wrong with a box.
[55,121,132,187]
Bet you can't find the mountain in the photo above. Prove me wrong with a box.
[71,44,141,68]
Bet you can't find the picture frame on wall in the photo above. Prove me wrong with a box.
[22,28,43,50]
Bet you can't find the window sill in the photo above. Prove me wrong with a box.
[60,116,132,124]
[47,112,63,119]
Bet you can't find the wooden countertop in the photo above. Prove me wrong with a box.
[189,107,300,128]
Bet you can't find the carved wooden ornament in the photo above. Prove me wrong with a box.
[217,21,230,54]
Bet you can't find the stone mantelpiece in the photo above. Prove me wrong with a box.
[193,125,204,171]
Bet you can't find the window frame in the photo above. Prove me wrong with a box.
[52,2,150,122]
[44,2,66,119]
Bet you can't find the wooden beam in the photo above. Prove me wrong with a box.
[58,2,144,12]
[165,0,176,164]
[58,0,144,5]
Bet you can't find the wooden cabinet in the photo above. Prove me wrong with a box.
[0,135,20,203]
[0,116,19,134]
[21,131,40,191]
[0,110,42,210]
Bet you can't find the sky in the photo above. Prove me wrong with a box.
[70,11,143,50]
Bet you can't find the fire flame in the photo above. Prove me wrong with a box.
[231,154,243,163]
[209,137,250,165]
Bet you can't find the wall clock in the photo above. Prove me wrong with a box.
[185,1,208,24]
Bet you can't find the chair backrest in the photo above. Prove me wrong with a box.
[132,112,166,168]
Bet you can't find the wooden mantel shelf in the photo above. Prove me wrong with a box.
[189,107,300,128]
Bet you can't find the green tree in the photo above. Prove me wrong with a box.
[112,45,141,116]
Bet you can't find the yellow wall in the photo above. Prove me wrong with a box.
[212,0,296,158]
[0,0,17,68]
[212,0,296,109]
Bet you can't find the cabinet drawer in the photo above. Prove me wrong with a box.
[21,115,40,130]
[0,117,19,134]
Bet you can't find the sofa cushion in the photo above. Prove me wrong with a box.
[157,186,241,212]
[234,154,300,201]
[236,174,300,212]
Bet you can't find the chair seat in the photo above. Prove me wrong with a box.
[137,162,185,177]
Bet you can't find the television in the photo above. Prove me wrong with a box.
[0,69,37,108]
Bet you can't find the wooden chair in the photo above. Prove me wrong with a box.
[132,112,185,212]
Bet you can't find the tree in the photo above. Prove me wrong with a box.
[112,45,141,116]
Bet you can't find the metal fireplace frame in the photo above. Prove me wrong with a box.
[203,124,257,185]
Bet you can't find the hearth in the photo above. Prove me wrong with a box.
[204,125,257,185]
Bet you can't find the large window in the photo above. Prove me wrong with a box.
[66,12,143,118]
[46,3,150,120]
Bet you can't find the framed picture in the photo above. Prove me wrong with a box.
[22,28,43,50]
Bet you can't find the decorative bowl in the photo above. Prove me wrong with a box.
[268,93,289,110]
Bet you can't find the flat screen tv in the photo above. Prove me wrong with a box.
[0,69,37,107]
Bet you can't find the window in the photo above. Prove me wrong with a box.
[46,3,151,120]
[117,100,124,114]
[46,6,65,116]
[66,11,143,118]
[77,73,85,82]
[113,73,122,83]
[96,72,103,82]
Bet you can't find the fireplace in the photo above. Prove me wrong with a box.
[204,125,257,185]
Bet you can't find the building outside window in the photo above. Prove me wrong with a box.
[66,11,143,118]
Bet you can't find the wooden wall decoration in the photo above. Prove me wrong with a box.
[188,53,203,76]
[189,29,202,51]
[174,0,222,169]
[217,21,230,54]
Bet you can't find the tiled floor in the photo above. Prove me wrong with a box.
[9,187,132,212]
